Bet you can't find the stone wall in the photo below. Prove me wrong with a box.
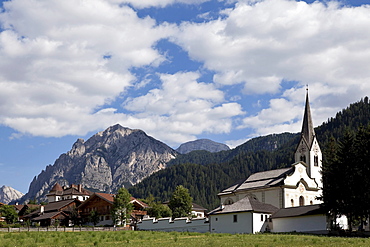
[137,217,209,233]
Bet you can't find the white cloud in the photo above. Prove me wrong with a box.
[170,0,370,137]
[0,0,175,137]
[122,71,244,145]
[119,0,211,9]
[173,0,370,94]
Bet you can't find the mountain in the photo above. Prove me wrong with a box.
[0,185,24,204]
[176,139,230,154]
[21,124,177,203]
[129,97,370,210]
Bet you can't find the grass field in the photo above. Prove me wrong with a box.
[1,230,370,247]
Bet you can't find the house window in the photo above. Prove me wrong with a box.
[215,218,218,221]
[299,196,305,206]
[233,215,238,223]
[291,199,294,207]
[261,215,264,221]
[314,155,319,166]
[310,200,313,205]
[105,216,110,220]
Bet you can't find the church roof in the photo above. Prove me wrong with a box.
[271,204,325,219]
[300,90,316,147]
[208,196,278,215]
[218,167,293,196]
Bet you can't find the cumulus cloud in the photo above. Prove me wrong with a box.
[122,71,244,145]
[1,0,370,147]
[171,0,370,136]
[0,0,174,137]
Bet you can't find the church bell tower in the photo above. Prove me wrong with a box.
[294,89,322,188]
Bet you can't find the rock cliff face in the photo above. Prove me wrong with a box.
[0,185,24,204]
[22,124,177,202]
[176,139,230,154]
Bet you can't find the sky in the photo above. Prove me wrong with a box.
[1,0,370,194]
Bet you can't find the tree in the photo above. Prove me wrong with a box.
[147,203,172,219]
[112,187,133,226]
[321,126,370,231]
[89,210,100,226]
[0,205,18,224]
[168,185,192,219]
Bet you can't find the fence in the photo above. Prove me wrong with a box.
[0,226,131,233]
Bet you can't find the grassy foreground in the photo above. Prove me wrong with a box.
[1,230,370,247]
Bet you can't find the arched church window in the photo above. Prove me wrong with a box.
[314,155,319,166]
[291,199,294,207]
[299,196,305,206]
[225,198,233,205]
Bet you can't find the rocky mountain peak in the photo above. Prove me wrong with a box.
[176,139,230,154]
[21,125,177,202]
[0,185,24,204]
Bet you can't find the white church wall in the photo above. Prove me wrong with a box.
[284,185,321,208]
[210,212,253,234]
[138,217,209,233]
[272,214,327,233]
[252,213,271,233]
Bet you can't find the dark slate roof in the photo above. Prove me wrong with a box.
[219,167,293,195]
[192,203,207,211]
[271,204,325,219]
[32,211,65,221]
[208,196,278,215]
[300,90,316,148]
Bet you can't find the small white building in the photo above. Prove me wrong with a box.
[271,204,327,233]
[208,196,278,234]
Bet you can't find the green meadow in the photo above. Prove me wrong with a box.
[1,231,370,247]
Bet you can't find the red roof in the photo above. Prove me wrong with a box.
[50,183,63,192]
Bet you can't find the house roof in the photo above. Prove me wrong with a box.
[219,167,294,195]
[32,211,66,221]
[96,193,115,203]
[208,196,278,215]
[50,183,63,192]
[130,197,149,208]
[271,204,325,219]
[192,203,207,211]
[46,184,92,197]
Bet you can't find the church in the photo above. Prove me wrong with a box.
[205,91,329,234]
[217,91,322,209]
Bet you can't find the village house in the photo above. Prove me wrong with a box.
[46,183,92,203]
[77,192,148,227]
[23,199,81,226]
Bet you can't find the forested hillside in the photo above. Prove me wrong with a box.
[129,97,370,211]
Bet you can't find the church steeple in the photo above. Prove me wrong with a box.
[294,88,322,188]
[301,89,315,147]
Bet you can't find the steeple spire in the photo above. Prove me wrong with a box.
[301,88,315,147]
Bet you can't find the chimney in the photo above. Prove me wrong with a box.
[40,205,44,214]
[78,184,82,192]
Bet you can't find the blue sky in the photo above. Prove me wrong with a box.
[1,0,370,193]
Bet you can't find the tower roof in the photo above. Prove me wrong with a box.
[301,90,315,146]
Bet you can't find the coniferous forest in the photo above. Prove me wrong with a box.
[129,97,370,211]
